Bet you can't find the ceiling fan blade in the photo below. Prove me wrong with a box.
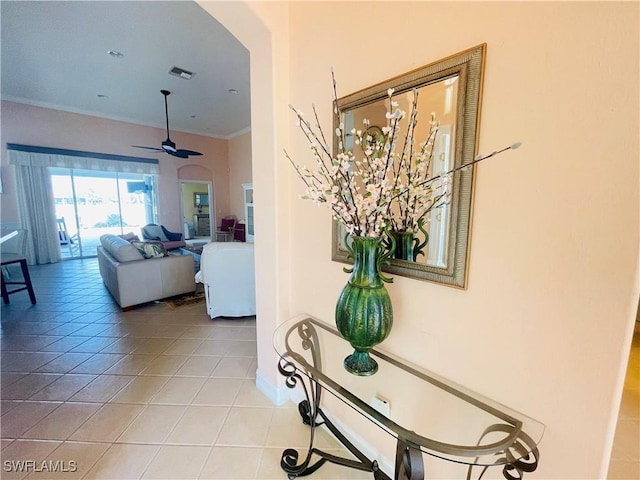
[132,145,164,152]
[176,149,203,157]
[135,90,199,159]
[168,150,189,159]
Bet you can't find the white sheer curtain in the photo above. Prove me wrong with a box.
[12,160,61,265]
[8,146,159,265]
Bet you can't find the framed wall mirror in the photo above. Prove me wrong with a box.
[194,192,209,207]
[331,44,486,288]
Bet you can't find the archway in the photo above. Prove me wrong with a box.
[196,1,290,403]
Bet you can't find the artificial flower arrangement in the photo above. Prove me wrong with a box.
[286,72,520,246]
[285,71,520,375]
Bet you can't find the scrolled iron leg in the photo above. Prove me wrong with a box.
[466,424,540,480]
[280,401,387,479]
[280,447,327,479]
[279,399,328,479]
[277,323,392,479]
[500,445,540,480]
[395,439,424,480]
[298,399,322,426]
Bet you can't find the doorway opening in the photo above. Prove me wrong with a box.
[180,181,213,240]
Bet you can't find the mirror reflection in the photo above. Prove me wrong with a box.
[332,44,485,287]
[341,78,458,268]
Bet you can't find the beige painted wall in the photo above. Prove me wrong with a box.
[0,101,230,233]
[229,131,253,220]
[202,1,639,479]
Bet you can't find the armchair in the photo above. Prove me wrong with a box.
[214,215,237,242]
[141,224,186,250]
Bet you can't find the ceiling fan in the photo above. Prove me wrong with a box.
[133,90,203,159]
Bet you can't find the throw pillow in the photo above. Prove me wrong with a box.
[131,241,167,259]
[119,232,140,243]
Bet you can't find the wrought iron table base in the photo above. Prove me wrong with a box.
[280,400,393,480]
[279,397,539,480]
[275,319,539,480]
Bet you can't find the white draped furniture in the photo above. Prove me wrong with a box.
[197,242,256,319]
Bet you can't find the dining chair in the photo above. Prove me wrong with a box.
[0,229,36,304]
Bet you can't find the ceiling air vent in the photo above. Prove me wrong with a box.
[169,66,194,80]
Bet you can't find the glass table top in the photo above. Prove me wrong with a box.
[273,315,544,467]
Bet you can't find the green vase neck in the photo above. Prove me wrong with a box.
[348,236,383,287]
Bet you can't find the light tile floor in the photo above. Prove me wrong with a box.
[0,259,370,480]
[608,327,640,480]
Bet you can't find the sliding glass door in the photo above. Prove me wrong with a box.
[51,168,157,258]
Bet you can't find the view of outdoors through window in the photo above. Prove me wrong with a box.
[51,168,157,258]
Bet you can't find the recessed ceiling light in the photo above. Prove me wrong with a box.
[190,115,197,119]
[228,89,238,94]
[107,50,124,58]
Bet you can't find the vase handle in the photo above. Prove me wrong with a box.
[342,231,355,274]
[413,217,429,261]
[377,228,395,283]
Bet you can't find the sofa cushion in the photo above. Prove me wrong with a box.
[143,225,169,242]
[100,234,144,262]
[131,241,167,259]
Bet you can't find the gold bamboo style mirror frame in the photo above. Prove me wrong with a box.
[331,44,486,288]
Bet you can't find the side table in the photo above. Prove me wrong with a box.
[273,315,543,480]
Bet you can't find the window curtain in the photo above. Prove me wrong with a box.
[8,145,159,265]
[7,144,159,175]
[11,157,60,265]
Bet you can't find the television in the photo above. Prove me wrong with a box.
[194,192,209,207]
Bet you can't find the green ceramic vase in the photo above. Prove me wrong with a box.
[389,231,417,261]
[335,236,393,376]
[386,220,429,262]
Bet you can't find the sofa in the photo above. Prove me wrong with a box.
[196,242,255,318]
[97,234,195,310]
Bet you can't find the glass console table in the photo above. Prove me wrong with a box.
[273,315,543,480]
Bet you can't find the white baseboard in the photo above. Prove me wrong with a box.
[255,370,291,406]
[321,409,394,477]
